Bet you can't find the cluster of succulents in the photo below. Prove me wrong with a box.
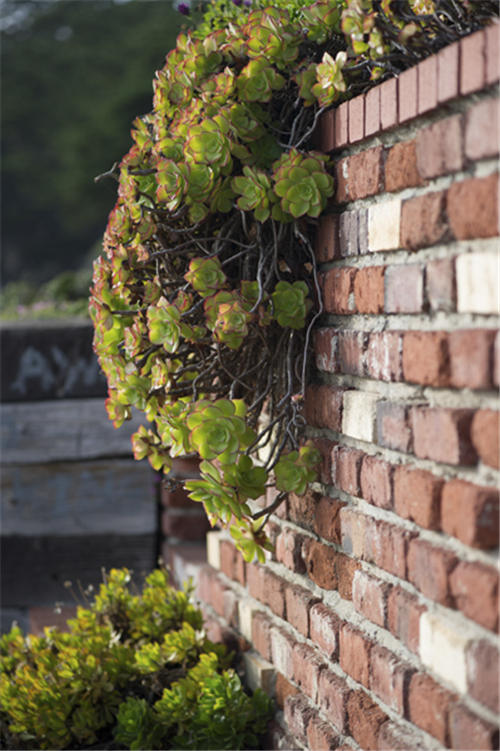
[0,568,272,750]
[91,0,497,562]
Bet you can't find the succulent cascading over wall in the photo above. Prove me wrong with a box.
[90,0,498,562]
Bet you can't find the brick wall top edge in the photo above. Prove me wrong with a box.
[319,21,500,152]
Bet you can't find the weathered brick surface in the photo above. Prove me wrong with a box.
[193,30,500,751]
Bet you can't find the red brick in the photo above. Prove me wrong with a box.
[408,673,456,745]
[352,569,389,628]
[449,329,496,390]
[347,690,388,750]
[460,30,486,95]
[365,332,402,382]
[292,642,324,701]
[274,673,297,710]
[393,465,442,530]
[284,694,315,746]
[441,478,499,549]
[307,716,340,751]
[360,454,393,510]
[471,409,500,469]
[450,560,499,631]
[321,266,357,314]
[286,583,320,638]
[270,625,294,677]
[315,214,339,263]
[465,97,499,161]
[348,146,383,199]
[314,496,345,545]
[251,610,272,661]
[247,565,285,617]
[485,21,500,85]
[402,331,450,387]
[466,639,499,714]
[340,625,372,686]
[426,257,456,312]
[337,330,366,376]
[416,114,463,179]
[303,539,359,596]
[410,407,477,465]
[318,668,349,733]
[219,540,245,585]
[448,173,499,240]
[385,140,423,193]
[207,574,238,624]
[276,527,307,573]
[387,586,425,654]
[438,40,460,103]
[333,445,363,496]
[400,191,448,250]
[418,54,438,114]
[365,85,380,136]
[449,704,499,750]
[370,645,411,714]
[398,66,418,123]
[310,603,341,660]
[318,108,335,153]
[349,95,364,143]
[304,384,344,431]
[335,102,349,149]
[303,539,338,590]
[407,538,458,606]
[369,518,413,579]
[161,484,192,508]
[162,511,210,540]
[385,264,423,313]
[376,401,412,453]
[379,77,397,130]
[353,265,385,314]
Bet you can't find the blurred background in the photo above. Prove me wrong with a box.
[1,0,184,317]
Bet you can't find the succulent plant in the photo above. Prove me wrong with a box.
[273,148,334,218]
[90,0,495,563]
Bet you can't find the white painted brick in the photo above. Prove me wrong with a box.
[238,598,258,642]
[456,252,500,314]
[206,530,223,570]
[270,627,293,676]
[419,611,471,693]
[342,391,380,442]
[243,651,275,694]
[368,199,401,251]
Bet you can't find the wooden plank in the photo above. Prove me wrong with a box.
[1,399,147,463]
[1,458,156,536]
[1,320,107,402]
[1,534,156,608]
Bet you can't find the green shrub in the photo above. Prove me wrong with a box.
[90,0,497,563]
[0,568,272,750]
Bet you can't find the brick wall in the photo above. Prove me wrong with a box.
[162,23,500,751]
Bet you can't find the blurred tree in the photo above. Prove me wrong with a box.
[1,0,183,285]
